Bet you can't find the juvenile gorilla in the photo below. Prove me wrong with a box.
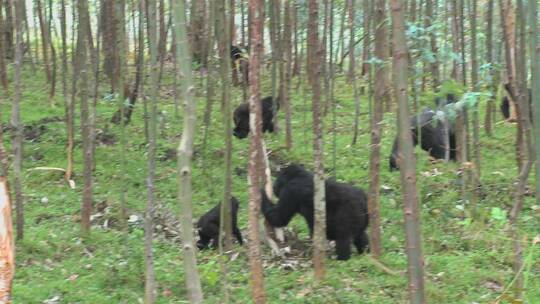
[500,89,532,121]
[261,165,369,261]
[196,197,243,250]
[233,96,279,139]
[389,107,456,171]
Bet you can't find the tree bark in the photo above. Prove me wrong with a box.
[0,177,14,303]
[368,0,388,258]
[484,0,494,136]
[36,0,52,83]
[11,0,24,241]
[247,0,267,302]
[307,0,326,280]
[145,0,158,301]
[0,0,7,91]
[77,0,93,235]
[390,0,426,302]
[283,0,293,150]
[216,0,233,251]
[348,0,361,145]
[425,0,439,90]
[173,0,204,302]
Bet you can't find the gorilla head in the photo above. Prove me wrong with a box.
[233,96,279,139]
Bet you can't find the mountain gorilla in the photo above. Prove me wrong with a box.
[261,165,369,261]
[435,93,456,108]
[196,197,243,250]
[233,96,279,139]
[230,45,249,85]
[501,89,532,121]
[389,107,456,171]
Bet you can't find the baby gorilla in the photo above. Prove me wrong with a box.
[389,107,456,171]
[196,197,243,250]
[261,165,369,261]
[233,96,279,139]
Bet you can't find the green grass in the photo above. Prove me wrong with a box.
[6,65,540,303]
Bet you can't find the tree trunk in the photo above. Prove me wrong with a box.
[425,0,439,90]
[247,0,267,302]
[173,0,204,302]
[390,0,426,302]
[0,0,7,91]
[77,0,93,235]
[36,0,52,83]
[349,0,361,145]
[283,0,293,150]
[361,0,370,76]
[307,0,326,280]
[11,0,24,241]
[216,0,233,251]
[484,0,494,136]
[469,0,480,180]
[368,0,388,258]
[0,177,14,302]
[450,0,462,82]
[145,0,158,300]
[189,0,206,64]
[506,0,531,298]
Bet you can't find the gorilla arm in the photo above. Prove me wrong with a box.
[261,188,299,228]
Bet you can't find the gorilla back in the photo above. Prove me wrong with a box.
[389,108,456,171]
[261,165,369,260]
[233,96,279,139]
[196,197,243,250]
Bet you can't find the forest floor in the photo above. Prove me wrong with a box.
[8,66,540,303]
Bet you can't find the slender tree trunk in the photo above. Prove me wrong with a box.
[11,0,24,241]
[361,0,370,76]
[201,0,216,168]
[216,0,234,251]
[0,0,7,91]
[0,177,14,302]
[390,0,425,302]
[60,0,74,187]
[47,0,57,100]
[368,0,388,258]
[307,0,326,280]
[283,0,293,150]
[247,0,267,302]
[469,0,480,181]
[36,0,52,83]
[173,0,204,302]
[530,0,540,210]
[349,0,361,145]
[425,0,439,89]
[450,0,461,82]
[506,0,531,298]
[145,0,158,302]
[77,0,93,235]
[484,0,494,136]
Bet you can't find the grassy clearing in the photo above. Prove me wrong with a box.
[7,66,540,303]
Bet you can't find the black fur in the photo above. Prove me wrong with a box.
[389,107,456,171]
[233,96,279,139]
[500,89,532,121]
[261,165,369,261]
[434,93,456,108]
[196,197,243,250]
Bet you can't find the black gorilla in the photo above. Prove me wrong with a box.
[261,165,369,261]
[230,45,244,62]
[233,96,279,139]
[434,93,456,108]
[501,89,532,121]
[389,107,456,171]
[230,45,249,85]
[196,197,243,250]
